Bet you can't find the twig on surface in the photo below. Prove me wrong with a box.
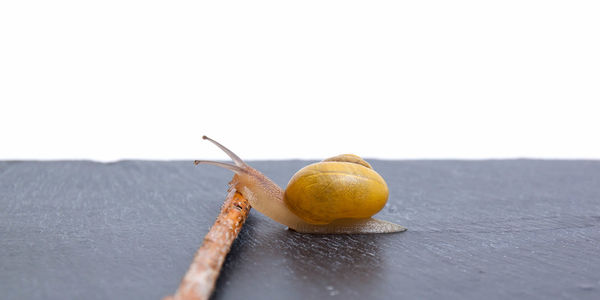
[165,182,251,300]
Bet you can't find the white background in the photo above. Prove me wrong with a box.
[1,1,599,161]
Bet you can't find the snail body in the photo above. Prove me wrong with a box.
[195,136,406,234]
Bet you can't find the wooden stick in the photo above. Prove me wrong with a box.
[165,183,251,300]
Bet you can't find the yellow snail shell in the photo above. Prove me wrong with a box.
[284,154,389,225]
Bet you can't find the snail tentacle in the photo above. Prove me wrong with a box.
[194,160,246,174]
[202,136,247,167]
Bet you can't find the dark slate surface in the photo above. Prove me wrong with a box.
[1,160,600,300]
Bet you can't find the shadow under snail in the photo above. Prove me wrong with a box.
[194,136,406,234]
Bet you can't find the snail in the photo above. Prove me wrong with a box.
[194,136,406,234]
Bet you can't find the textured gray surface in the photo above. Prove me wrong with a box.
[1,160,600,299]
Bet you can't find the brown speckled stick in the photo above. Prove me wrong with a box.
[165,183,251,300]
